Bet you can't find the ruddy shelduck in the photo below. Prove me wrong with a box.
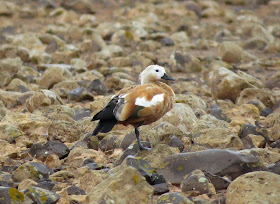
[91,65,175,150]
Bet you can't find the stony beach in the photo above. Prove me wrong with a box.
[0,0,280,203]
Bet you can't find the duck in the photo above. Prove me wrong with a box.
[91,65,175,150]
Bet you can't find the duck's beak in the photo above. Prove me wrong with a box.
[161,73,175,81]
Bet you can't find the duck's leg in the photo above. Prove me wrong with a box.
[135,127,151,150]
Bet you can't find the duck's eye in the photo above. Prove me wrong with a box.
[155,69,159,72]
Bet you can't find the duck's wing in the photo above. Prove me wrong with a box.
[113,84,170,123]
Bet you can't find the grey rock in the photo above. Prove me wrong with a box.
[203,171,231,190]
[160,37,174,46]
[12,162,54,182]
[68,87,94,102]
[88,79,107,95]
[67,185,86,195]
[0,57,22,73]
[24,186,60,204]
[156,192,193,204]
[29,141,70,161]
[168,136,184,152]
[181,169,210,194]
[268,161,280,175]
[157,149,266,184]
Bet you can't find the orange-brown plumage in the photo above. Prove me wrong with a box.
[92,65,175,150]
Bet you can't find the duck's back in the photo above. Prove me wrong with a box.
[114,82,175,126]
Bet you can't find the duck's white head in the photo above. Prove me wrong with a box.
[140,65,175,85]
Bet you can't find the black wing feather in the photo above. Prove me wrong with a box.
[91,98,118,136]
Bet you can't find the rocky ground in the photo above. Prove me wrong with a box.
[0,0,280,203]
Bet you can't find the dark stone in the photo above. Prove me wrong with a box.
[68,87,94,102]
[99,135,119,152]
[241,136,256,149]
[82,159,109,170]
[0,180,12,187]
[45,40,58,54]
[168,136,184,152]
[72,109,92,121]
[1,166,18,174]
[181,170,210,194]
[270,140,280,148]
[23,186,60,203]
[157,149,267,184]
[156,192,192,204]
[267,161,280,175]
[211,196,226,204]
[114,143,139,167]
[36,179,55,191]
[238,123,263,139]
[83,158,95,165]
[160,38,174,46]
[88,79,107,95]
[209,104,231,122]
[0,187,23,203]
[153,183,169,195]
[17,85,30,93]
[29,140,70,161]
[120,131,136,150]
[67,185,86,195]
[260,107,273,117]
[203,171,231,190]
[124,156,166,186]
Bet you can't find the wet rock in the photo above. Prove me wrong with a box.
[170,51,202,73]
[12,162,53,182]
[24,186,60,203]
[29,140,69,161]
[226,171,280,204]
[0,57,22,73]
[26,90,64,112]
[86,166,154,203]
[192,128,243,150]
[236,88,276,109]
[156,192,193,204]
[88,79,107,95]
[209,67,263,102]
[181,169,212,195]
[68,87,94,102]
[38,64,72,89]
[0,123,24,142]
[217,42,243,63]
[158,149,266,184]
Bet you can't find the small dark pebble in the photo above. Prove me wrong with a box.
[260,107,273,117]
[67,185,86,195]
[160,38,174,46]
[36,179,55,191]
[270,140,280,148]
[153,183,169,195]
[88,79,107,95]
[168,135,184,152]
